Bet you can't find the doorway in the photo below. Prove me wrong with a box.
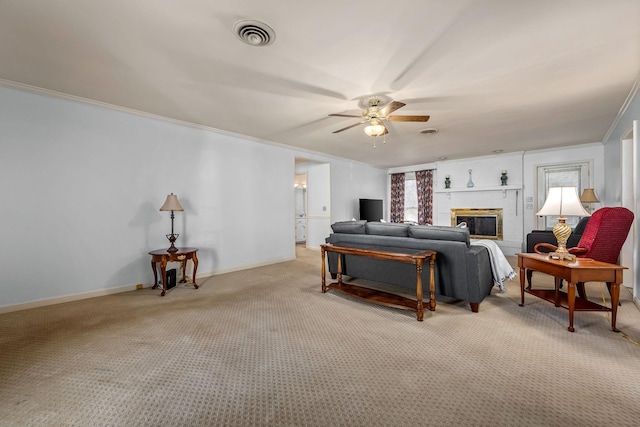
[294,172,307,244]
[295,158,331,250]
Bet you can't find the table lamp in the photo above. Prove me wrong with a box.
[159,193,184,253]
[580,188,600,214]
[536,187,590,260]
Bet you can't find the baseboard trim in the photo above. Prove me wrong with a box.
[196,256,296,278]
[0,256,297,314]
[0,284,141,314]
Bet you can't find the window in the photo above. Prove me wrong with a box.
[536,162,592,229]
[404,172,418,223]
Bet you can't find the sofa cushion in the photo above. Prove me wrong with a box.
[408,225,470,246]
[365,222,410,237]
[331,220,367,234]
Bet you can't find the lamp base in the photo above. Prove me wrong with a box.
[548,251,576,261]
[549,217,574,260]
[166,233,179,253]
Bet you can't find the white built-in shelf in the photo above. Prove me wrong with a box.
[435,185,522,198]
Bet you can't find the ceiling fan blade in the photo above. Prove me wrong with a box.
[377,101,406,117]
[387,115,430,122]
[332,121,365,133]
[328,113,362,118]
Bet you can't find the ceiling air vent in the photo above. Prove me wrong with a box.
[420,128,439,135]
[234,20,275,47]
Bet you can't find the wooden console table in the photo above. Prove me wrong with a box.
[149,247,199,296]
[321,244,436,321]
[518,253,625,332]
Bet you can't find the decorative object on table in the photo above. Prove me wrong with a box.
[466,169,474,188]
[159,193,184,253]
[500,170,508,186]
[444,175,451,189]
[579,188,600,213]
[535,187,589,260]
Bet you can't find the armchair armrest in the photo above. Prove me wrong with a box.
[533,242,557,254]
[568,247,588,256]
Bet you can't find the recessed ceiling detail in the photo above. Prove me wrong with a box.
[234,20,275,46]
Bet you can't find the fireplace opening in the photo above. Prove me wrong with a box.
[451,208,503,240]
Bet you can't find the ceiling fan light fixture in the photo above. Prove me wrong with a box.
[364,119,385,137]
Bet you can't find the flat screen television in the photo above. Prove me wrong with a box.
[359,198,383,222]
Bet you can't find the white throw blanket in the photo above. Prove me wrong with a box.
[470,239,516,291]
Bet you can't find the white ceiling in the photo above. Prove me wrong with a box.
[1,0,639,168]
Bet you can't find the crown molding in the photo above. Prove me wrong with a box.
[602,72,640,143]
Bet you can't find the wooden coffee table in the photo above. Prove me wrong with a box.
[518,253,625,332]
[321,244,436,321]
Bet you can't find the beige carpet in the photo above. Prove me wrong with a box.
[1,246,639,426]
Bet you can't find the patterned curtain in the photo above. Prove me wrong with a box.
[390,173,405,223]
[415,169,434,225]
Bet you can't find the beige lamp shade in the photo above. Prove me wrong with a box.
[159,193,184,211]
[580,188,600,204]
[537,187,590,217]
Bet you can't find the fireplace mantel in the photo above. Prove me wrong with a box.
[434,185,522,193]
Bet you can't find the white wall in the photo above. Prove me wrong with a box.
[0,86,386,309]
[329,160,388,221]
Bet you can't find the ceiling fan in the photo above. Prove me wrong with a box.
[329,95,430,137]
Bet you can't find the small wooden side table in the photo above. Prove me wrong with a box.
[518,253,625,332]
[149,247,199,296]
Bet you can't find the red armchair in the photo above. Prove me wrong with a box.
[531,207,634,298]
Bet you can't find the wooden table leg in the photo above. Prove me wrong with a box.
[191,253,199,288]
[567,281,576,332]
[321,247,326,293]
[151,260,159,289]
[415,260,424,322]
[554,277,562,307]
[160,258,168,297]
[428,258,436,311]
[519,265,525,306]
[610,282,620,332]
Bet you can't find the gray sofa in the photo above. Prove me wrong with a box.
[324,220,494,312]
